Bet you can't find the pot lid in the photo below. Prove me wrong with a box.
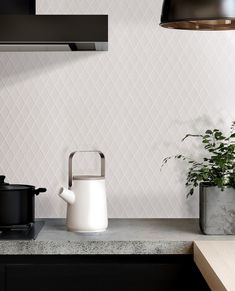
[0,176,35,191]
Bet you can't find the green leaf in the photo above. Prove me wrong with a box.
[187,188,194,198]
[202,139,209,144]
[205,130,213,134]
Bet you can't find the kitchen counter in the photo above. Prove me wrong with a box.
[0,219,235,255]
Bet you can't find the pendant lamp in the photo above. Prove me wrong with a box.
[160,0,235,30]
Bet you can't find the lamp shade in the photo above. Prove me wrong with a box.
[160,0,235,30]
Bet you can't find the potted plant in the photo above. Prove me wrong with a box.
[162,121,235,235]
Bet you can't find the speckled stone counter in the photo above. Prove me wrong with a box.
[0,219,235,255]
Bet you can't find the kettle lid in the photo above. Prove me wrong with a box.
[73,175,105,181]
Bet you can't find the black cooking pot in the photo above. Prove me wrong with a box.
[0,176,46,227]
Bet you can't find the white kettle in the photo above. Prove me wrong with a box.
[59,151,108,233]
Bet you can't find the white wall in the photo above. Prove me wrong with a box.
[0,0,234,218]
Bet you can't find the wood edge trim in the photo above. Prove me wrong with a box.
[193,242,227,291]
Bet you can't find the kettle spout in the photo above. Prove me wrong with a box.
[59,187,76,205]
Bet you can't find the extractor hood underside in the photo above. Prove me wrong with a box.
[0,15,108,51]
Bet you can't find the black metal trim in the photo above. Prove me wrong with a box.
[0,221,44,240]
[68,43,78,51]
[0,15,108,42]
[29,0,36,15]
[0,0,36,15]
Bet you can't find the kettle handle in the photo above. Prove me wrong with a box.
[68,151,105,188]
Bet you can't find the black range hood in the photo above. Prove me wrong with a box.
[0,0,108,51]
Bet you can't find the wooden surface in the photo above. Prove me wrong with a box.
[194,241,235,291]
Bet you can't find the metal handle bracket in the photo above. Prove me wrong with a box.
[68,150,105,188]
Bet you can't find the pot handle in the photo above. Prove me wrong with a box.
[0,176,9,185]
[34,188,47,196]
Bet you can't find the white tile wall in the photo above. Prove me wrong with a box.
[0,0,234,218]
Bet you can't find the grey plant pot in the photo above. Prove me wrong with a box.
[200,183,235,235]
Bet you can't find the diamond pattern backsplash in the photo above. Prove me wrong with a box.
[0,0,234,218]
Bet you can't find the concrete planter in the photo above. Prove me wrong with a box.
[200,183,235,235]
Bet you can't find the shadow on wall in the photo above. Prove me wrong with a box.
[0,52,103,88]
[162,115,228,159]
[160,115,230,182]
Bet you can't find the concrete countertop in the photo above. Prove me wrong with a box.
[1,219,235,255]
